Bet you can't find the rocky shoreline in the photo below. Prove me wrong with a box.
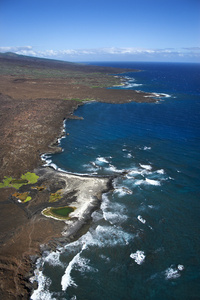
[0,54,157,299]
[27,167,114,297]
[35,167,114,242]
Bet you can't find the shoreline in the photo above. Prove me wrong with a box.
[35,167,114,238]
[28,133,116,297]
[0,55,159,299]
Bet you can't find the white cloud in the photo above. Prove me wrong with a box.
[183,47,200,51]
[0,46,199,62]
[0,46,33,53]
[0,46,170,57]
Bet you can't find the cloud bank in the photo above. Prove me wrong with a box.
[0,46,199,62]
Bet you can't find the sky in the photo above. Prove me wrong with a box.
[0,0,200,62]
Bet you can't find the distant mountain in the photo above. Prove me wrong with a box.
[0,52,136,73]
[0,51,79,67]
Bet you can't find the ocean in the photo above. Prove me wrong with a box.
[31,62,200,300]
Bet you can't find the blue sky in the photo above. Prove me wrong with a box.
[0,0,200,62]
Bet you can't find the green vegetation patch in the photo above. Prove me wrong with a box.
[70,98,83,102]
[49,191,63,202]
[42,206,75,220]
[0,176,13,188]
[31,185,46,191]
[12,192,32,203]
[21,172,39,184]
[10,178,28,187]
[0,172,39,189]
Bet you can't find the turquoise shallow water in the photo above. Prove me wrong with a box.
[31,62,200,300]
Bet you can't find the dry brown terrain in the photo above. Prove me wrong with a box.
[0,53,155,299]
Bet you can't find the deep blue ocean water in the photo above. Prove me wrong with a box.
[31,62,200,300]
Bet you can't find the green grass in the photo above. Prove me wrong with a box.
[21,172,39,184]
[0,172,39,189]
[49,191,63,202]
[12,191,32,202]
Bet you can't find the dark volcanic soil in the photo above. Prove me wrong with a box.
[0,53,155,299]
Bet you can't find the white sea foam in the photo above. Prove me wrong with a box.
[127,168,142,176]
[139,164,152,171]
[100,193,110,210]
[145,178,161,186]
[164,264,184,280]
[124,76,133,80]
[144,92,171,99]
[96,157,109,164]
[124,164,166,186]
[42,157,52,166]
[160,93,171,98]
[126,166,151,179]
[91,210,104,222]
[148,205,154,209]
[101,194,128,224]
[40,154,59,170]
[61,251,80,291]
[91,162,98,168]
[89,225,131,248]
[134,178,161,186]
[137,215,146,224]
[44,251,62,267]
[102,202,127,222]
[104,211,127,224]
[75,255,97,273]
[157,169,165,174]
[177,264,184,271]
[94,225,132,246]
[31,265,55,300]
[125,153,133,158]
[105,164,124,173]
[63,222,133,254]
[83,163,99,173]
[130,250,145,265]
[121,77,143,89]
[143,146,151,150]
[99,254,110,262]
[122,83,143,88]
[61,243,90,291]
[134,179,145,186]
[41,153,47,161]
[165,267,180,279]
[49,163,58,170]
[114,186,133,197]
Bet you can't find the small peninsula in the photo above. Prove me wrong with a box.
[0,53,156,299]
